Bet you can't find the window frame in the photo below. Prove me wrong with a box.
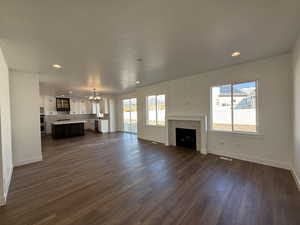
[210,80,260,135]
[122,98,137,133]
[146,94,166,127]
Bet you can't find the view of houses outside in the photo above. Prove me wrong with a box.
[212,81,257,132]
[123,98,137,133]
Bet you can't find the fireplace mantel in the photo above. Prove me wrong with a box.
[167,115,207,121]
[166,115,208,155]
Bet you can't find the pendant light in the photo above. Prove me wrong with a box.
[89,88,102,103]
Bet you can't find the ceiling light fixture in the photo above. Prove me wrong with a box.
[231,51,241,57]
[52,64,62,69]
[136,81,140,84]
[89,88,102,103]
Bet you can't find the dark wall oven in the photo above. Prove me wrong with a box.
[56,98,70,112]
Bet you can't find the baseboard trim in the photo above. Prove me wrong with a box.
[201,148,208,155]
[6,164,13,196]
[292,169,300,192]
[1,164,13,206]
[209,150,292,170]
[0,195,6,206]
[118,132,293,170]
[138,136,165,145]
[14,155,43,167]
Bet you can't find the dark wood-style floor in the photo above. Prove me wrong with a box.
[0,132,300,225]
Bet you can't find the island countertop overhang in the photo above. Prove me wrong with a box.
[52,120,87,125]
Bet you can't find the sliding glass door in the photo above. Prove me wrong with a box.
[123,98,137,133]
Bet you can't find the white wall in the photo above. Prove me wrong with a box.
[108,97,117,132]
[0,48,13,206]
[10,71,42,167]
[293,35,300,188]
[117,54,293,169]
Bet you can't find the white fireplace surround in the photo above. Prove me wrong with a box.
[166,115,208,154]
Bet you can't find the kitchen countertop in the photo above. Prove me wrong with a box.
[52,120,87,125]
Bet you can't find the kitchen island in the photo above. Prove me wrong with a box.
[52,120,85,139]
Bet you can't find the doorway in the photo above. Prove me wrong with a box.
[122,98,137,133]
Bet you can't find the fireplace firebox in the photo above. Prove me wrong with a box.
[176,128,196,150]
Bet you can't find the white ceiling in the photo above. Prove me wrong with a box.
[1,0,300,96]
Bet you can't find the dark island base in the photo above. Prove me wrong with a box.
[52,123,85,139]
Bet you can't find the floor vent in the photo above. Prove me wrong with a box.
[219,156,233,161]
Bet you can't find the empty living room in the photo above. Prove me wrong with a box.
[1,1,300,225]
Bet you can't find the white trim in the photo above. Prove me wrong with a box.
[6,164,13,196]
[166,115,208,155]
[145,124,166,128]
[120,130,138,134]
[201,149,208,155]
[146,94,166,127]
[209,149,292,170]
[209,130,264,137]
[122,98,138,133]
[138,136,165,144]
[210,80,260,134]
[0,195,6,206]
[13,155,43,167]
[0,164,13,206]
[292,169,300,192]
[167,115,207,121]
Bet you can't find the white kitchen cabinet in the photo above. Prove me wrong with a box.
[104,98,109,114]
[70,98,80,114]
[100,98,109,114]
[44,96,57,115]
[75,100,80,114]
[82,100,93,114]
[79,100,87,114]
[98,119,109,133]
[92,103,100,115]
[85,101,92,114]
[70,99,94,115]
[69,99,75,114]
[43,96,96,115]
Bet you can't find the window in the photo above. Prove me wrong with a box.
[211,81,257,133]
[146,94,166,126]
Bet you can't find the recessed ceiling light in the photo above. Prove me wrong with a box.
[52,64,62,69]
[136,81,140,84]
[231,51,241,57]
